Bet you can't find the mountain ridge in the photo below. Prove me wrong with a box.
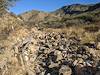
[53,2,100,16]
[18,2,100,28]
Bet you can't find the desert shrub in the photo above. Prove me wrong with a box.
[44,21,64,28]
[81,32,96,44]
[77,15,94,22]
[84,26,99,32]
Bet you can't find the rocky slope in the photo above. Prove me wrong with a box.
[0,26,100,75]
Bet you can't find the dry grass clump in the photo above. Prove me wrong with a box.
[84,25,99,32]
[96,33,100,42]
[44,26,100,44]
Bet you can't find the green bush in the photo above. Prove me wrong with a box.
[77,15,94,22]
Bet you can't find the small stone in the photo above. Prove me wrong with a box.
[39,47,46,51]
[85,60,93,67]
[24,56,29,61]
[0,47,5,54]
[59,65,72,75]
[78,58,84,64]
[52,42,58,46]
[49,62,59,68]
[47,73,50,75]
[59,45,64,50]
[54,50,63,61]
[97,42,100,50]
[77,54,82,58]
[73,60,78,66]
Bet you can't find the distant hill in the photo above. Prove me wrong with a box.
[53,3,100,16]
[52,4,90,16]
[19,10,60,28]
[87,3,100,11]
[19,2,100,28]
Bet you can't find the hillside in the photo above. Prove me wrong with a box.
[53,4,90,16]
[53,3,100,16]
[19,3,100,29]
[19,10,61,28]
[0,10,25,41]
[0,2,100,75]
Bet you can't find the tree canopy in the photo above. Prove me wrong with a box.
[0,0,19,10]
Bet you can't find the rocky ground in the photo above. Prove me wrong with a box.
[33,31,100,75]
[0,27,100,75]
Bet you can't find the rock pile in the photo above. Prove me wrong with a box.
[33,32,100,75]
[0,29,100,75]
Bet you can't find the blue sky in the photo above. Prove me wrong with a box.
[9,0,100,14]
